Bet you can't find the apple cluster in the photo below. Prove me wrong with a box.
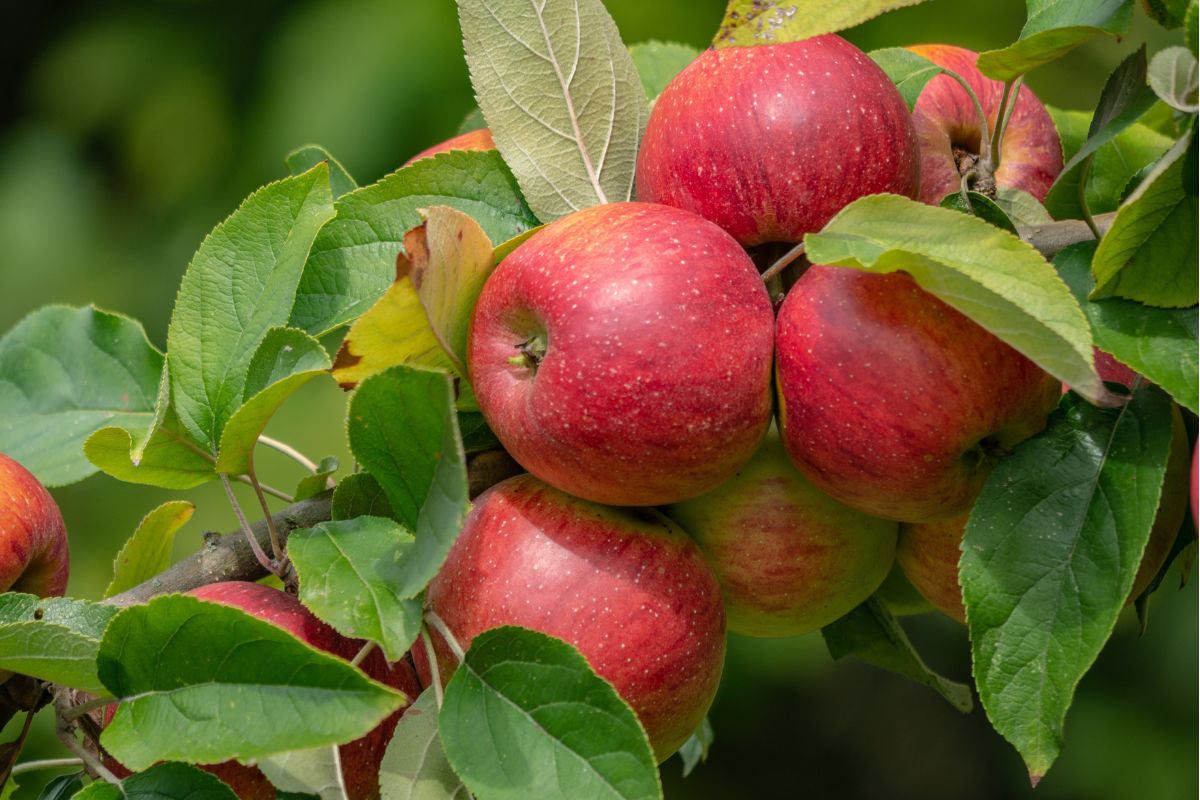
[1,34,1192,793]
[414,35,1134,762]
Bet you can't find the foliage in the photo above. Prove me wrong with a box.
[0,1,1195,799]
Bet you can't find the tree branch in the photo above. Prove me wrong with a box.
[105,449,523,607]
[1021,212,1115,259]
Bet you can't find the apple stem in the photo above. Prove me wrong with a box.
[350,641,376,668]
[420,627,445,709]
[246,462,287,569]
[1077,155,1103,240]
[9,757,84,777]
[52,695,123,786]
[760,242,806,285]
[258,435,321,474]
[940,65,998,196]
[425,610,466,663]
[990,77,1023,175]
[220,473,279,577]
[57,696,114,724]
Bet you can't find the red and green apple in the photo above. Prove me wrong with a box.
[666,431,898,637]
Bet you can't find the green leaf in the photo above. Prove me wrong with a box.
[963,386,1175,780]
[347,366,469,598]
[104,500,195,598]
[295,456,339,502]
[0,594,117,691]
[457,411,500,453]
[1049,47,1159,200]
[458,0,647,222]
[331,473,396,521]
[1142,0,1192,28]
[97,594,406,771]
[258,747,344,800]
[84,406,216,490]
[167,164,336,453]
[822,598,973,713]
[868,48,943,110]
[1092,129,1199,307]
[33,774,83,800]
[1056,241,1198,414]
[291,151,538,337]
[1148,46,1199,112]
[0,306,163,486]
[1045,108,1172,218]
[995,186,1054,228]
[73,763,238,800]
[629,41,698,101]
[713,1,928,47]
[286,145,359,199]
[977,0,1134,82]
[440,626,662,800]
[939,191,1019,235]
[676,719,713,779]
[215,327,332,475]
[804,194,1116,407]
[1188,0,1198,53]
[378,688,469,800]
[289,517,424,662]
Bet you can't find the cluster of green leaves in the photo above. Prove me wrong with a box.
[0,0,1196,798]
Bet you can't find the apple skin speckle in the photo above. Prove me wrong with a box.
[636,35,920,246]
[774,266,1061,523]
[421,474,726,762]
[468,201,775,506]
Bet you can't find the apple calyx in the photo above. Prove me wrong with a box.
[506,331,547,372]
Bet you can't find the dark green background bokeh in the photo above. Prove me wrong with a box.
[1,1,1195,798]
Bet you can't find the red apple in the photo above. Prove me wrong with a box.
[422,474,726,762]
[102,582,421,800]
[467,201,774,506]
[403,128,495,166]
[665,430,898,637]
[0,452,69,596]
[908,44,1063,204]
[775,266,1060,523]
[635,35,919,246]
[1064,348,1138,394]
[898,405,1192,622]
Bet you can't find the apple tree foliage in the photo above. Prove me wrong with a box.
[0,0,1197,798]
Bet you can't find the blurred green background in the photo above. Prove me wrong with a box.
[1,1,1195,798]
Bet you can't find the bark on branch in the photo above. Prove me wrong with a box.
[105,449,522,607]
[1020,212,1114,259]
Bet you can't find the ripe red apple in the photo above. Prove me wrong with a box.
[775,266,1060,523]
[908,44,1063,204]
[665,431,898,637]
[1064,348,1138,394]
[102,582,421,800]
[635,35,919,246]
[403,128,495,166]
[467,201,774,506]
[422,474,726,762]
[898,405,1191,622]
[0,452,69,596]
